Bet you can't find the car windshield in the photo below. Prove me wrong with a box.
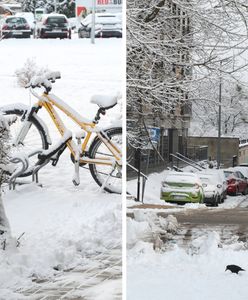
[47,17,67,24]
[82,14,119,26]
[224,171,234,178]
[6,17,27,25]
[165,174,198,185]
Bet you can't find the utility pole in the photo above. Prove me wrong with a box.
[217,60,222,169]
[91,0,96,44]
[54,0,57,13]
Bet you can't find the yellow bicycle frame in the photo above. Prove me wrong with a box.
[36,93,122,166]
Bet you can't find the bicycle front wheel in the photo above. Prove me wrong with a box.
[2,107,49,177]
[89,127,122,194]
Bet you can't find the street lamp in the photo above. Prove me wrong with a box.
[54,0,57,13]
[217,60,222,169]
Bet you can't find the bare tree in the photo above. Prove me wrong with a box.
[127,0,248,149]
[191,78,248,138]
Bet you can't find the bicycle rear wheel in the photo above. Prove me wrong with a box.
[2,107,49,177]
[89,127,122,194]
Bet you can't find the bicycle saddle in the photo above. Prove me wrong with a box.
[91,94,118,110]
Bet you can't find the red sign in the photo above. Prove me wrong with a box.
[77,6,86,17]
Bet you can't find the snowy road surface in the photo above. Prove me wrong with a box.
[0,38,122,299]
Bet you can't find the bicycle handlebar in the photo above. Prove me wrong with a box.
[26,71,61,93]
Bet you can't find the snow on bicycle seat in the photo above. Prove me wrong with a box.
[91,94,118,109]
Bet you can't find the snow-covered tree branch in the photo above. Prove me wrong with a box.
[127,0,248,148]
[18,0,75,17]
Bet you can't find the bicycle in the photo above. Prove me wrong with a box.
[0,72,122,194]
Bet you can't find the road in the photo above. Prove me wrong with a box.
[128,196,248,250]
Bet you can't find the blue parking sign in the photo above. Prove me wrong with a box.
[148,127,160,143]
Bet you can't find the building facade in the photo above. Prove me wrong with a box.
[127,0,192,176]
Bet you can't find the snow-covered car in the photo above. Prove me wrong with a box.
[78,12,122,38]
[198,174,221,206]
[36,14,71,39]
[160,171,204,204]
[233,166,248,180]
[199,169,227,202]
[0,16,32,39]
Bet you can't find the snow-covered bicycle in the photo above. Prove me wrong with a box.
[0,72,122,193]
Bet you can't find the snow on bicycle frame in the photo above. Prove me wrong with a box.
[1,72,122,193]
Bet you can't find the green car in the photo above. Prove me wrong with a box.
[160,171,204,204]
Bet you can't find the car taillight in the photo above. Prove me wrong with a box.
[2,25,8,30]
[43,19,47,25]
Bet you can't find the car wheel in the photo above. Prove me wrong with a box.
[242,187,248,195]
[213,196,218,207]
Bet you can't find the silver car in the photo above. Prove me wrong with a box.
[78,12,122,38]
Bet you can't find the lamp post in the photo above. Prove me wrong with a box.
[54,0,57,13]
[217,60,222,169]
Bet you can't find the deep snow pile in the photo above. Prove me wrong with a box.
[0,38,122,297]
[1,182,121,294]
[127,213,248,300]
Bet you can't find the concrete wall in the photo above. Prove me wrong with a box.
[239,144,248,164]
[188,136,239,167]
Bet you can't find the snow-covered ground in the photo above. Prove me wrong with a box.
[127,230,248,300]
[127,169,248,300]
[0,38,122,298]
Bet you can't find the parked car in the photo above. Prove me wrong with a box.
[199,169,227,202]
[0,16,32,39]
[160,171,204,204]
[15,12,35,34]
[36,14,71,39]
[78,12,122,38]
[198,174,221,206]
[234,166,248,179]
[224,168,248,196]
